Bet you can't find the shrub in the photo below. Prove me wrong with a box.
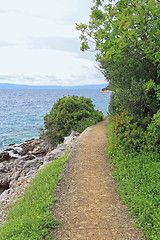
[110,107,160,153]
[111,108,145,151]
[106,120,160,240]
[43,95,103,145]
[148,110,160,144]
[143,109,160,153]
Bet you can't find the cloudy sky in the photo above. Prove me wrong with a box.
[0,0,106,86]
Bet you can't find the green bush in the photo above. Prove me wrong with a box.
[43,95,103,145]
[111,108,146,152]
[148,110,160,144]
[106,119,160,240]
[110,108,160,153]
[108,79,159,126]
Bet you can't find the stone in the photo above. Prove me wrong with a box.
[0,152,11,163]
[9,143,15,146]
[19,138,52,156]
[0,190,9,202]
[0,175,9,187]
[0,163,5,172]
[11,171,21,181]
[10,156,17,160]
[63,132,78,147]
[24,159,37,168]
[44,148,63,163]
[9,180,17,188]
[26,170,36,177]
[22,154,35,161]
[5,148,14,151]
[70,130,79,136]
[57,144,65,151]
[13,149,19,154]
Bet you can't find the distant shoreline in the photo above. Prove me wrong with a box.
[98,90,113,93]
[0,83,107,90]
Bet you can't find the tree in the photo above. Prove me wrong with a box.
[76,0,160,125]
[43,96,103,145]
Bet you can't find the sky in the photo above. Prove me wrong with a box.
[0,0,106,86]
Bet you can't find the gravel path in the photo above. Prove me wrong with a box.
[51,119,144,240]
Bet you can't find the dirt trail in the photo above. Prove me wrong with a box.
[51,119,144,240]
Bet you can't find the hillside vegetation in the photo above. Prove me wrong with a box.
[77,0,160,239]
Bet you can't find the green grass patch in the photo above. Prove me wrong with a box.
[0,153,68,240]
[106,120,160,240]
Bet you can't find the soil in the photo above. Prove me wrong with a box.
[50,119,145,240]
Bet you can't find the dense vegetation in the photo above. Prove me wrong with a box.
[77,0,160,128]
[43,95,103,145]
[0,154,68,240]
[77,0,160,239]
[101,84,112,91]
[107,116,160,240]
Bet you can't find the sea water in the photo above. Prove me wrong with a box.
[0,89,111,151]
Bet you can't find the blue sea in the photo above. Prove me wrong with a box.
[0,89,111,151]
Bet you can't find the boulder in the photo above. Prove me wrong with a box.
[5,148,14,151]
[10,156,17,160]
[44,148,64,164]
[70,130,79,136]
[13,149,19,154]
[63,130,79,147]
[0,189,9,202]
[0,163,5,172]
[22,154,35,161]
[43,131,79,165]
[11,171,21,181]
[0,152,11,163]
[19,138,52,156]
[26,170,36,178]
[0,175,9,187]
[24,159,38,168]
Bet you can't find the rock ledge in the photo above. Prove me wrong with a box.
[0,131,79,226]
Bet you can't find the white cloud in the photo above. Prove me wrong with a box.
[0,11,77,43]
[0,45,104,85]
[0,0,105,86]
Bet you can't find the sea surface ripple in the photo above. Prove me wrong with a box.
[0,89,111,151]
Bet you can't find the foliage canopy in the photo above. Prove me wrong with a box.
[43,95,103,145]
[77,0,160,126]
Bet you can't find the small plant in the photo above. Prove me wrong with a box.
[43,95,103,145]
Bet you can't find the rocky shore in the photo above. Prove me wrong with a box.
[98,90,113,93]
[0,131,79,226]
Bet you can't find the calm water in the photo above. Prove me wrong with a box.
[0,89,111,151]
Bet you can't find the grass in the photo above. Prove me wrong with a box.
[106,120,160,240]
[0,153,69,240]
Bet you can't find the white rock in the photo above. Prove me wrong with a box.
[24,159,37,168]
[44,148,63,163]
[0,190,9,201]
